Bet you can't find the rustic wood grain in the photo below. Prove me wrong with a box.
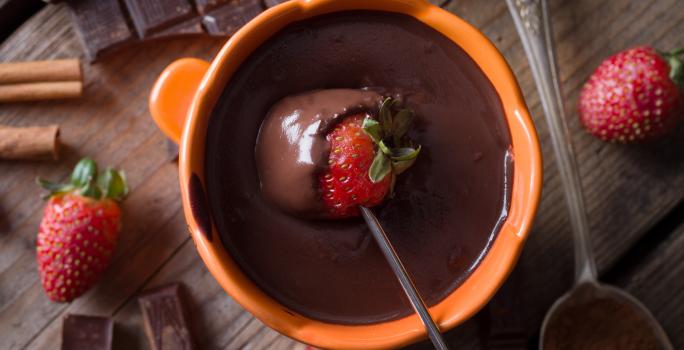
[616,221,684,349]
[1,1,684,349]
[409,0,684,347]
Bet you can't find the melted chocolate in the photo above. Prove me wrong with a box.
[256,89,383,217]
[205,11,512,324]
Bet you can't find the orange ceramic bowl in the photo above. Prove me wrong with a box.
[149,0,542,348]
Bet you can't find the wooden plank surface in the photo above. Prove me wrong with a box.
[1,1,683,349]
[616,219,684,350]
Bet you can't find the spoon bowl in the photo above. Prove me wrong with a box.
[541,281,672,350]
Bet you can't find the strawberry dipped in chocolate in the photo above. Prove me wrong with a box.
[256,89,420,219]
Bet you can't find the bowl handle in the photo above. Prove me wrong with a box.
[149,58,210,144]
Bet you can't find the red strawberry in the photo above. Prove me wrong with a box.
[36,158,128,302]
[319,98,420,218]
[579,46,684,143]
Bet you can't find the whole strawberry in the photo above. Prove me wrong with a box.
[319,98,420,218]
[579,46,684,143]
[36,158,128,302]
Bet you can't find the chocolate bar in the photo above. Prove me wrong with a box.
[202,0,263,36]
[123,0,199,38]
[195,0,233,14]
[139,284,195,350]
[61,314,113,350]
[64,0,266,61]
[66,0,135,61]
[150,17,204,39]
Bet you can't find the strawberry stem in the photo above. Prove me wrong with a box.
[70,158,97,188]
[662,47,684,88]
[362,98,421,184]
[37,157,128,201]
[669,47,684,56]
[98,168,128,201]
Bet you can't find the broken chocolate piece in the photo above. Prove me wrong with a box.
[194,0,232,14]
[63,0,267,61]
[150,16,204,39]
[65,0,135,61]
[202,0,263,36]
[123,0,197,38]
[139,284,194,350]
[61,314,113,350]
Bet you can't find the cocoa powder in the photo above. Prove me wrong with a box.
[543,283,665,350]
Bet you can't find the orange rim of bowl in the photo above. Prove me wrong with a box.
[178,0,542,349]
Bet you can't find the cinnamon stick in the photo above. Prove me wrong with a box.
[0,59,81,84]
[0,125,60,160]
[0,81,82,102]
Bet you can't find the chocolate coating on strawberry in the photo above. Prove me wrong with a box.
[256,89,420,219]
[320,98,420,218]
[256,89,383,217]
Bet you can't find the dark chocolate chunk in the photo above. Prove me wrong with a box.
[123,0,197,38]
[65,0,135,61]
[65,0,269,61]
[202,0,263,36]
[264,0,289,8]
[61,314,113,350]
[194,0,232,14]
[150,16,204,39]
[139,284,195,350]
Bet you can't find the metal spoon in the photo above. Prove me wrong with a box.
[360,206,450,350]
[506,0,673,348]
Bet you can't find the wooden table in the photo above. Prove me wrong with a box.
[1,1,684,349]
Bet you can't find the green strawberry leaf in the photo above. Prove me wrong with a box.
[379,98,394,136]
[36,178,74,199]
[392,109,414,144]
[390,145,421,161]
[378,140,392,156]
[367,97,421,184]
[368,151,392,183]
[79,178,102,199]
[662,47,684,88]
[392,158,417,175]
[37,178,71,192]
[98,168,129,201]
[37,157,129,201]
[70,158,98,188]
[362,117,382,143]
[668,54,684,88]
